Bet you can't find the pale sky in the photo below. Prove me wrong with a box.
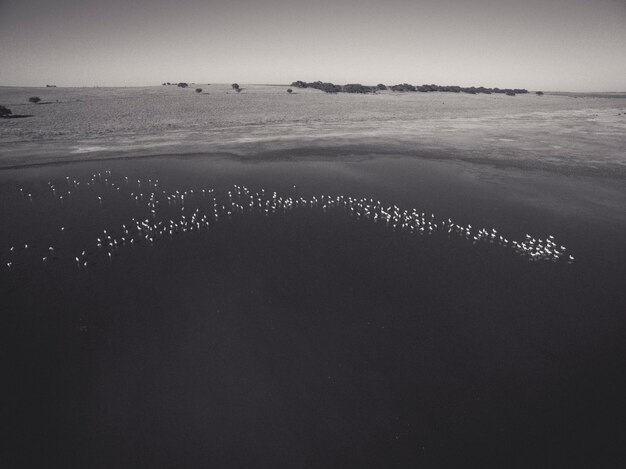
[1,0,625,91]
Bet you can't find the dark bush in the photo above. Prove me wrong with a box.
[28,96,41,103]
[342,84,376,94]
[231,83,240,90]
[0,105,12,116]
[536,91,544,96]
[390,83,416,92]
[290,81,341,93]
[177,83,188,88]
[289,79,529,96]
[506,91,516,96]
[311,81,341,93]
[287,89,293,93]
[195,88,202,93]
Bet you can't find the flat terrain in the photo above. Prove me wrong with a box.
[1,85,624,176]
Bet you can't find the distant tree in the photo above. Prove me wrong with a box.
[288,79,530,96]
[390,83,417,92]
[319,82,341,93]
[342,84,379,93]
[162,83,167,86]
[506,91,516,96]
[0,105,12,116]
[177,83,188,88]
[166,82,171,85]
[195,88,202,93]
[287,89,293,93]
[28,96,41,103]
[535,91,544,96]
[231,83,240,90]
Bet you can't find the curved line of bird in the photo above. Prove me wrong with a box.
[3,172,574,272]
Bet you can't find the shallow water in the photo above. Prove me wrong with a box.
[1,154,624,467]
[1,85,625,177]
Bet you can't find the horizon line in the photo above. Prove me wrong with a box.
[1,84,626,94]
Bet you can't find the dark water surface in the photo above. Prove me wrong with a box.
[2,154,625,468]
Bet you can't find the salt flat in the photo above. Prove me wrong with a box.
[1,85,624,176]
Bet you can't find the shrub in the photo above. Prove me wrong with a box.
[290,80,341,93]
[288,79,530,96]
[195,88,202,93]
[231,83,240,90]
[342,84,375,94]
[536,91,544,96]
[29,96,41,103]
[287,89,293,93]
[0,105,12,116]
[177,83,188,88]
[390,83,416,92]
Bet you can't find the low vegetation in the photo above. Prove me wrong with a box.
[177,83,189,88]
[291,81,343,93]
[1,104,31,118]
[291,80,528,96]
[195,88,202,93]
[28,96,41,103]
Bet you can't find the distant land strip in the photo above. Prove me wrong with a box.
[290,81,533,96]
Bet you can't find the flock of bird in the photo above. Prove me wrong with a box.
[2,171,574,272]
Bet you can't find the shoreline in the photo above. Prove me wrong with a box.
[1,144,624,181]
